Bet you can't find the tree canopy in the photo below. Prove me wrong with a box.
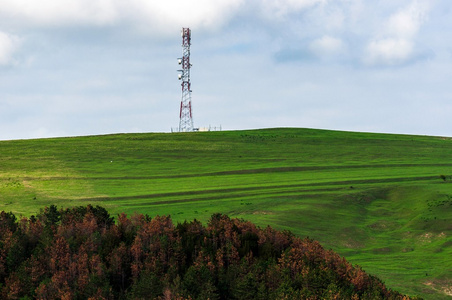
[0,206,419,299]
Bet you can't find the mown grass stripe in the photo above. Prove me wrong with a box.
[51,175,439,203]
[8,163,452,181]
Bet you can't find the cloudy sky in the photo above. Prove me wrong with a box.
[0,0,451,140]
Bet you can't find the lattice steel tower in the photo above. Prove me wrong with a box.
[177,28,194,132]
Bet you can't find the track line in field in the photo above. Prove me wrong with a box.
[53,175,439,203]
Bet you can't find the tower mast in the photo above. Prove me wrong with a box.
[178,28,194,132]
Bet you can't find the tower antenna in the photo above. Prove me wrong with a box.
[177,27,194,132]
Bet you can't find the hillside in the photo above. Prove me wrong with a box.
[0,128,451,298]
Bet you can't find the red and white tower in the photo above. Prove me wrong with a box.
[177,28,194,132]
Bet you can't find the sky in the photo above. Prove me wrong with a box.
[0,0,451,140]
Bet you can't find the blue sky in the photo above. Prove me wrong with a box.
[0,0,451,139]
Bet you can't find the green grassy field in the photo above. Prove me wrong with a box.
[1,128,451,298]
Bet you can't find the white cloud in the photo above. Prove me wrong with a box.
[123,0,245,34]
[365,38,414,66]
[0,0,328,33]
[0,0,119,26]
[364,0,430,66]
[0,31,19,65]
[259,0,324,18]
[386,0,429,38]
[0,0,245,33]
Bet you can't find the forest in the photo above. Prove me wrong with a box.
[0,205,419,299]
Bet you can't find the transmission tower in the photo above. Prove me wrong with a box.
[177,28,194,132]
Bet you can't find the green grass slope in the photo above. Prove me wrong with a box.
[0,128,451,298]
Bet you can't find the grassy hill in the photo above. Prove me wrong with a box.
[0,128,451,298]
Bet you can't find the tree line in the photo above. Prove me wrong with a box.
[0,205,419,299]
